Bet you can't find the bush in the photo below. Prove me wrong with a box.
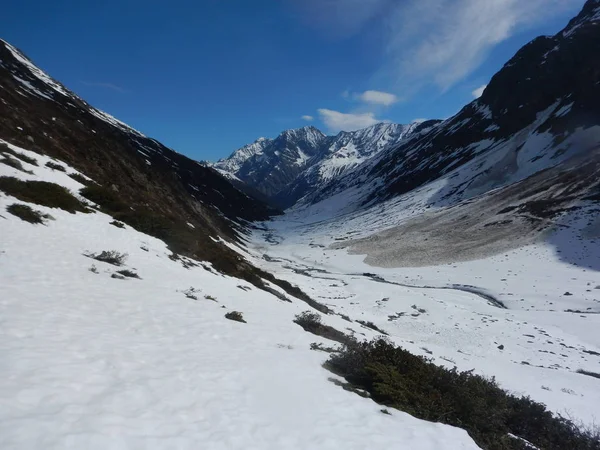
[0,144,38,166]
[80,184,128,213]
[6,203,51,224]
[110,220,125,228]
[576,369,600,379]
[0,157,33,174]
[87,250,128,266]
[326,338,600,450]
[356,320,389,335]
[225,311,246,323]
[0,177,89,213]
[68,172,92,186]
[294,311,353,345]
[116,269,140,279]
[45,161,66,172]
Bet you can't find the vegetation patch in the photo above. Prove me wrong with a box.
[0,157,34,174]
[116,269,140,279]
[356,320,389,335]
[326,338,600,450]
[294,311,353,345]
[576,369,600,380]
[86,250,128,266]
[6,203,51,224]
[68,172,92,186]
[80,184,129,212]
[45,161,66,172]
[0,144,38,166]
[110,220,125,229]
[225,311,246,323]
[0,176,89,213]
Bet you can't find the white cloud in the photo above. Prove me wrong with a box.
[301,115,314,121]
[357,90,399,106]
[318,108,384,132]
[471,84,487,98]
[291,0,580,92]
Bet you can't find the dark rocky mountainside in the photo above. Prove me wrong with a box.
[0,39,292,290]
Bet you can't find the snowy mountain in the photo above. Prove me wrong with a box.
[213,126,328,198]
[215,121,429,207]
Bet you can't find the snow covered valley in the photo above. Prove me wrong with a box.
[2,140,599,449]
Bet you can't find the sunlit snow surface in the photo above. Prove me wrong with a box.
[0,141,478,448]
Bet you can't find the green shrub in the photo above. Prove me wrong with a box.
[225,311,246,323]
[356,320,388,335]
[0,157,33,174]
[6,203,51,224]
[80,184,128,213]
[0,144,38,166]
[45,161,66,172]
[68,172,92,186]
[294,311,352,345]
[116,269,140,279]
[576,369,600,379]
[86,250,128,266]
[326,338,600,450]
[110,220,125,228]
[0,176,89,213]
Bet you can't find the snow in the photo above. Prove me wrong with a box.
[0,141,479,449]
[248,203,600,426]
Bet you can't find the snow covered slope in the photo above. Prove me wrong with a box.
[0,141,480,450]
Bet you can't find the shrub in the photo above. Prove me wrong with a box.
[0,176,89,213]
[0,144,38,165]
[68,172,92,186]
[80,184,128,213]
[87,250,128,266]
[225,311,246,323]
[116,269,140,279]
[356,320,389,335]
[110,220,125,229]
[6,203,50,224]
[576,369,600,379]
[45,161,66,172]
[0,157,33,174]
[294,311,322,329]
[326,338,600,450]
[294,311,353,345]
[182,287,200,300]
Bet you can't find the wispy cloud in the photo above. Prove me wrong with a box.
[301,115,314,121]
[471,84,487,98]
[318,108,385,132]
[80,81,127,93]
[291,0,579,93]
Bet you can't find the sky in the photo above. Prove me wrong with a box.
[2,0,585,161]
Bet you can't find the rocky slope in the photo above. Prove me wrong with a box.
[0,38,284,287]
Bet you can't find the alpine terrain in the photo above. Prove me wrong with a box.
[1,1,600,450]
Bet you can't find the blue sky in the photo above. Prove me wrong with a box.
[3,0,584,161]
